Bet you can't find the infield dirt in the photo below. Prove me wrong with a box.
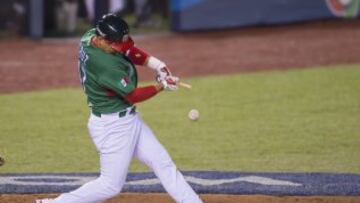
[0,19,359,202]
[1,193,360,203]
[0,20,359,94]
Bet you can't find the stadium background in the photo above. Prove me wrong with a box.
[1,0,360,202]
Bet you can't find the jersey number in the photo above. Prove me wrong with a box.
[78,45,88,90]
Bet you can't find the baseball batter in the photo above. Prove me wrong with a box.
[37,14,203,203]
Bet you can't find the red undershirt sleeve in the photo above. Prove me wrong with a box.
[123,85,158,104]
[125,46,149,65]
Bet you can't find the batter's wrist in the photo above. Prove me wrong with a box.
[155,83,164,92]
[147,56,166,71]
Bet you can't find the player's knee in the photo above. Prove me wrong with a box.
[99,177,122,198]
[104,185,122,198]
[141,150,175,171]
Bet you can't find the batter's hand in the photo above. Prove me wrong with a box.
[159,76,179,91]
[156,67,172,82]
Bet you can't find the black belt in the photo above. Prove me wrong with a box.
[92,106,136,118]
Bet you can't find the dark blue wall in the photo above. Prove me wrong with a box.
[170,0,360,31]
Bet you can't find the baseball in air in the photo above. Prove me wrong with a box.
[188,109,200,121]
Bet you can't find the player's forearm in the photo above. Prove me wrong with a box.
[126,46,166,71]
[109,36,167,70]
[125,46,149,65]
[123,84,163,104]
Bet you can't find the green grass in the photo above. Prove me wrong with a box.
[0,64,360,173]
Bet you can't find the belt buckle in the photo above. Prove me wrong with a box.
[118,106,136,118]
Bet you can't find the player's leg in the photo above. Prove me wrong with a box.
[133,118,203,203]
[50,113,141,203]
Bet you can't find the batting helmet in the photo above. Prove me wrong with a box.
[95,13,130,42]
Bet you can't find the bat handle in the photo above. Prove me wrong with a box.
[178,82,192,89]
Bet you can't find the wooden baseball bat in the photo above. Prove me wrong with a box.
[178,82,192,89]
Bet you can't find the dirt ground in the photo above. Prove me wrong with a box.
[0,19,360,94]
[1,193,360,203]
[1,19,360,202]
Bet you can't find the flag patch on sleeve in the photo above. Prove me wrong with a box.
[121,77,129,87]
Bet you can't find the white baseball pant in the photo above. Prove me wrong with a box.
[50,109,203,203]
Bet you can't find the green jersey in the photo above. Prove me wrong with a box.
[78,29,138,114]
